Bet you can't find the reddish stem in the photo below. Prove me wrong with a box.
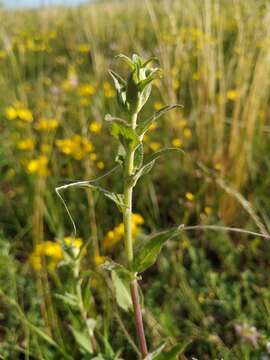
[130,279,148,358]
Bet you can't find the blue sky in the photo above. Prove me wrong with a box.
[3,0,88,8]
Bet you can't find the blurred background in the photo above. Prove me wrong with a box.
[1,0,270,358]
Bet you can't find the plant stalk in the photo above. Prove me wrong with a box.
[123,112,148,358]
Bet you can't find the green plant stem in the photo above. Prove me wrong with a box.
[123,112,148,358]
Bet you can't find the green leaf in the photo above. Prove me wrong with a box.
[133,148,184,186]
[132,227,182,273]
[155,341,191,360]
[105,114,129,126]
[134,143,144,171]
[144,344,166,360]
[69,326,93,353]
[116,53,134,68]
[108,70,127,110]
[137,104,183,137]
[111,121,139,149]
[55,292,78,307]
[112,270,133,312]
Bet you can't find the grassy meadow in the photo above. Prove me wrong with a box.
[1,0,270,358]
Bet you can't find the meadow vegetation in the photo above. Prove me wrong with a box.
[1,0,270,358]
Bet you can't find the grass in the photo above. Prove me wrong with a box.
[1,0,270,358]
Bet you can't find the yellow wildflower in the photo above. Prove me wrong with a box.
[56,135,94,160]
[29,241,63,271]
[103,82,116,98]
[204,207,212,215]
[103,214,144,251]
[90,153,97,161]
[185,192,194,201]
[17,108,33,122]
[78,84,95,97]
[89,121,102,133]
[171,138,183,147]
[78,43,91,53]
[227,89,238,101]
[96,161,104,170]
[35,118,59,132]
[153,101,163,111]
[17,138,35,151]
[93,255,106,266]
[214,162,222,171]
[64,236,83,257]
[149,142,161,151]
[5,106,17,120]
[26,155,49,176]
[183,128,192,139]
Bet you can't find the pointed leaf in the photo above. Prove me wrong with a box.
[70,326,93,353]
[144,344,166,360]
[134,143,144,171]
[112,270,133,312]
[132,227,182,273]
[155,341,191,360]
[105,114,129,126]
[137,104,183,137]
[116,54,134,68]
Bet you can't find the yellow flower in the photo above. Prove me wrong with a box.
[132,213,144,225]
[78,84,95,97]
[17,108,33,122]
[183,128,192,139]
[26,155,49,176]
[214,162,222,171]
[103,81,116,98]
[5,106,17,120]
[204,207,212,215]
[149,142,161,151]
[103,214,144,251]
[35,118,59,132]
[90,153,97,161]
[153,101,163,111]
[78,43,91,53]
[93,255,106,266]
[96,161,104,170]
[56,135,94,160]
[185,192,194,201]
[64,236,84,257]
[29,241,63,271]
[18,138,35,151]
[89,121,102,133]
[171,138,182,147]
[227,89,238,101]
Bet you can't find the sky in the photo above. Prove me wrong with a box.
[3,0,88,8]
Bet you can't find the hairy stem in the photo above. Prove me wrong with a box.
[123,112,148,358]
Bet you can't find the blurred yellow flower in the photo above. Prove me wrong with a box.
[35,118,59,132]
[204,207,212,215]
[96,161,104,170]
[183,128,192,139]
[103,214,144,251]
[103,81,116,98]
[80,98,91,107]
[89,121,102,133]
[185,192,194,201]
[78,84,95,97]
[171,138,183,147]
[93,255,106,266]
[149,142,161,151]
[5,105,33,123]
[90,153,97,161]
[5,106,17,120]
[26,155,49,176]
[153,101,163,111]
[29,241,63,271]
[56,135,94,160]
[78,43,91,53]
[18,138,35,151]
[227,89,238,101]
